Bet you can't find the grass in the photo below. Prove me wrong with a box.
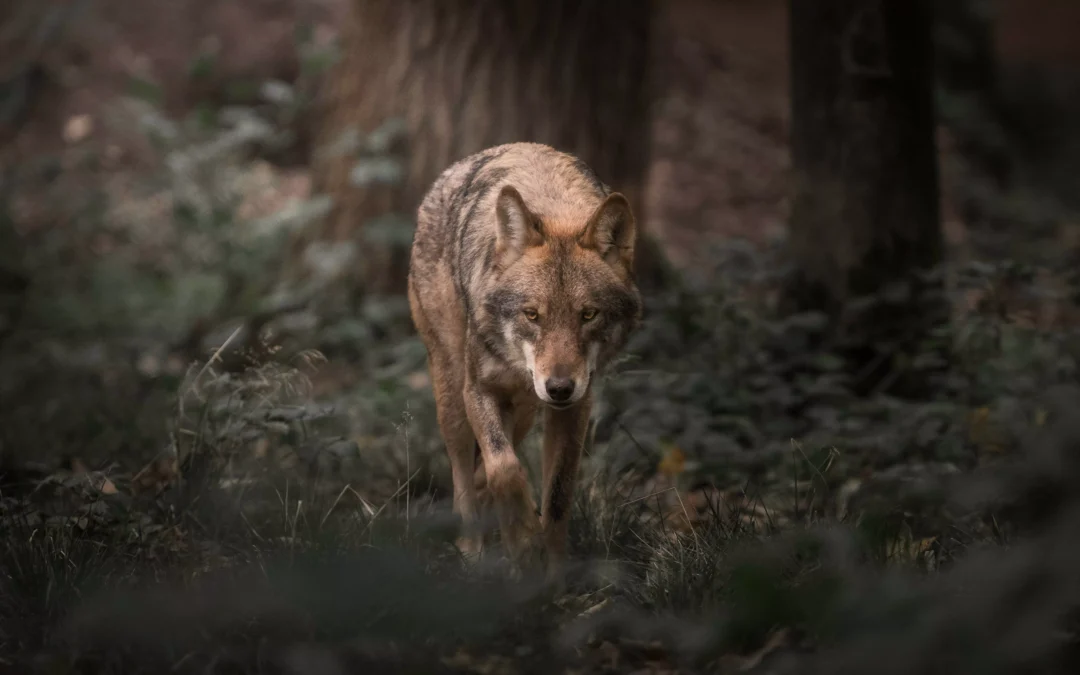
[3,282,1080,674]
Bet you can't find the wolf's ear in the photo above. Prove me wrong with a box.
[579,192,636,271]
[495,185,543,266]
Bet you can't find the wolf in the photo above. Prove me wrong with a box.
[407,142,643,574]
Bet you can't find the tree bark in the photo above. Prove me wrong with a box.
[294,0,671,299]
[784,0,946,395]
[934,0,1013,195]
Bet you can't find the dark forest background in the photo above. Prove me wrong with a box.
[2,0,1080,672]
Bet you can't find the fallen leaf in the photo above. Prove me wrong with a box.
[886,533,936,565]
[599,641,620,670]
[63,114,94,143]
[738,629,789,671]
[657,445,686,477]
[578,598,611,618]
[406,370,431,390]
[835,478,862,520]
[968,406,990,429]
[131,454,180,495]
[441,649,473,669]
[252,437,270,459]
[99,477,118,495]
[968,406,1007,455]
[136,352,162,377]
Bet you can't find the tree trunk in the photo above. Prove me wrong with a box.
[784,0,946,395]
[935,0,1011,180]
[294,0,671,299]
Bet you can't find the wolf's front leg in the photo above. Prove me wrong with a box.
[541,395,592,581]
[462,375,542,568]
[425,352,483,561]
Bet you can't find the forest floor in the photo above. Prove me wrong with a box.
[4,1,1080,673]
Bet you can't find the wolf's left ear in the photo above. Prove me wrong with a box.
[579,192,636,271]
[496,185,544,266]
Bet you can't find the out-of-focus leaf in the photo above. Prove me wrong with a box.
[260,80,295,106]
[187,50,217,80]
[362,214,415,246]
[301,45,341,77]
[350,156,404,186]
[365,117,408,154]
[658,444,687,478]
[126,76,164,106]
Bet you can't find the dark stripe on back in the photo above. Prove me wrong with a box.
[449,149,509,311]
[569,154,610,197]
[457,166,511,321]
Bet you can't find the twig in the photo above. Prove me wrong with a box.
[319,483,364,529]
[178,324,244,417]
[362,467,423,538]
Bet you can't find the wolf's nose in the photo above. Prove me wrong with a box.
[545,377,575,402]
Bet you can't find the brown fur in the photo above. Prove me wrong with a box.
[408,143,643,575]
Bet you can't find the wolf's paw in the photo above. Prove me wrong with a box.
[503,521,544,575]
[455,535,484,564]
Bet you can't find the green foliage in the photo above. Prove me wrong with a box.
[125,76,165,106]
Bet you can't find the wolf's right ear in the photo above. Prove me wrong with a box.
[495,185,543,266]
[579,192,636,272]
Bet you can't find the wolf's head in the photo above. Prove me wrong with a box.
[481,185,643,408]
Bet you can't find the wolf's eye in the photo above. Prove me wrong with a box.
[523,309,539,322]
[581,308,598,322]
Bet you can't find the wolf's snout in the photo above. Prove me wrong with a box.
[544,377,575,403]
